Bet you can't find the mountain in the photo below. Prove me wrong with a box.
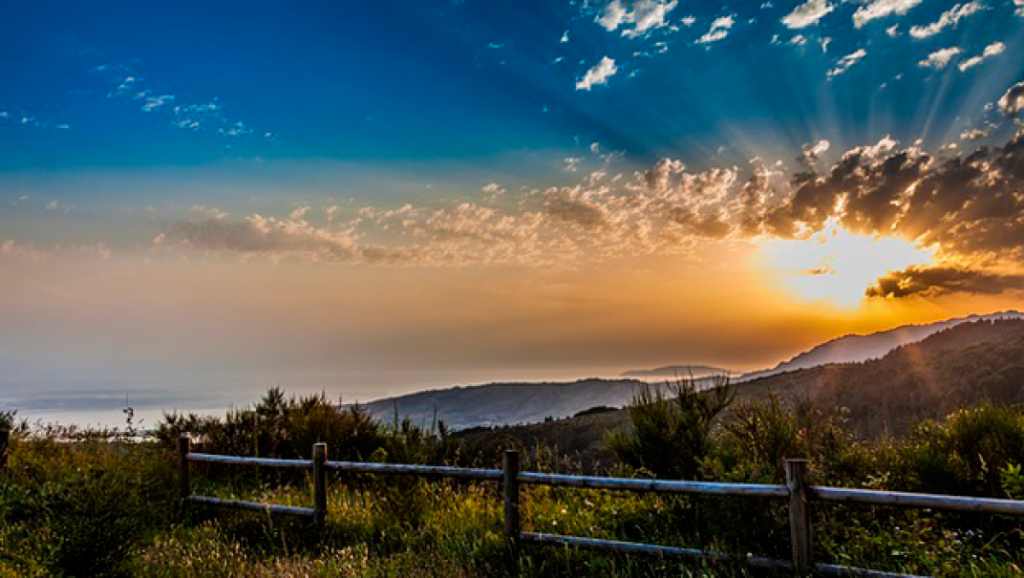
[736,318,1024,436]
[621,365,733,379]
[356,379,649,430]
[359,313,1024,433]
[455,319,1024,458]
[738,311,1024,382]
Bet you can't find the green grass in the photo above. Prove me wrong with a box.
[7,391,1024,576]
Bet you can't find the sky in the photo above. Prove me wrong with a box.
[3,0,1024,420]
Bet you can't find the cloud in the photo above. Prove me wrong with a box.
[827,49,867,77]
[162,214,362,262]
[999,81,1024,116]
[99,65,263,139]
[909,3,983,39]
[45,200,72,214]
[597,1,628,30]
[960,124,994,141]
[867,266,1024,298]
[800,139,831,165]
[958,42,1006,72]
[0,240,48,263]
[140,94,175,112]
[781,0,834,29]
[919,47,962,70]
[596,0,679,37]
[852,0,923,28]
[696,15,735,44]
[576,57,618,90]
[153,107,1024,299]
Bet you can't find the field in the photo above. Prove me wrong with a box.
[5,385,1024,577]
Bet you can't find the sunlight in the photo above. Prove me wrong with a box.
[759,218,935,309]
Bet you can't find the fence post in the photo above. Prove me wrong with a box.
[786,459,812,577]
[177,436,192,501]
[0,429,9,470]
[503,450,520,548]
[313,442,327,531]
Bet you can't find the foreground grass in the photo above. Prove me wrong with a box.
[4,436,1024,577]
[7,395,1024,577]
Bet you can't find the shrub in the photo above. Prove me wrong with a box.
[606,377,733,480]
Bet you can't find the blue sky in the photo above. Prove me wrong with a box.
[4,0,1024,408]
[3,0,1021,175]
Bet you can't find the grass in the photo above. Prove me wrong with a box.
[7,391,1024,576]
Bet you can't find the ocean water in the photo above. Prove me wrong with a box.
[0,367,621,430]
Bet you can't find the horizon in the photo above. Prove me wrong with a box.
[4,0,1024,426]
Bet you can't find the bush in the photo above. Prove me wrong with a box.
[606,377,733,479]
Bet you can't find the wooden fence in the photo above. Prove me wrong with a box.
[177,436,1024,578]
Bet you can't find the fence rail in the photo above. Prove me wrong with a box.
[176,436,1024,577]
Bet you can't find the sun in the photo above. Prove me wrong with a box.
[759,218,935,308]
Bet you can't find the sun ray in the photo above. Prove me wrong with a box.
[759,217,936,308]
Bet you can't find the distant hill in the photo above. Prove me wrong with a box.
[739,311,1024,382]
[737,318,1024,436]
[455,319,1024,457]
[621,365,733,379]
[359,313,1024,433]
[354,378,726,430]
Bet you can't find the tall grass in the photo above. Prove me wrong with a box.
[4,388,1024,576]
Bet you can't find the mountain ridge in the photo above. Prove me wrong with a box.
[738,310,1024,382]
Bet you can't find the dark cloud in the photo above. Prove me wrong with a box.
[866,266,1024,299]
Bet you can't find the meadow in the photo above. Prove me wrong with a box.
[4,386,1024,577]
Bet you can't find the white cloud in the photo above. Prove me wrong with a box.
[781,0,834,29]
[1015,0,1024,16]
[960,124,994,140]
[560,30,569,43]
[597,1,628,30]
[886,24,900,37]
[140,94,175,112]
[790,35,808,46]
[696,15,735,44]
[958,42,1006,72]
[576,57,618,90]
[998,81,1024,116]
[909,3,983,39]
[0,240,47,263]
[801,139,831,164]
[45,200,72,214]
[919,47,962,70]
[827,48,867,77]
[596,0,679,37]
[852,0,923,28]
[681,15,696,26]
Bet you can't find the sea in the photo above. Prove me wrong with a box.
[0,367,623,431]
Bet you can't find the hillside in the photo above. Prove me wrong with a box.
[739,311,1024,382]
[738,318,1024,436]
[456,319,1024,456]
[621,365,733,379]
[357,378,675,430]
[360,314,1024,434]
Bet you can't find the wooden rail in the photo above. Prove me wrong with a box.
[176,436,1024,577]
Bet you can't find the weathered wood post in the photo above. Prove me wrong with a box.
[0,429,9,470]
[786,459,812,576]
[503,449,521,549]
[177,436,192,500]
[313,442,328,531]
